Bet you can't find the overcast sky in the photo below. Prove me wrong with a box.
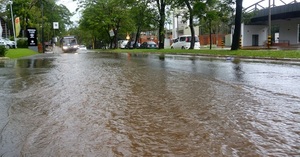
[57,0,297,23]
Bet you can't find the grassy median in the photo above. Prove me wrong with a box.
[3,47,300,60]
[105,49,300,59]
[5,48,38,59]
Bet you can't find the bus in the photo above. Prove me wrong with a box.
[60,36,79,52]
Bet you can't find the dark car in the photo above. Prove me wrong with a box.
[125,41,140,49]
[139,41,158,49]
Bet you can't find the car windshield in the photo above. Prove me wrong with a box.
[62,37,77,46]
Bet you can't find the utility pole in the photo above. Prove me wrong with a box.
[268,0,272,49]
[8,1,17,48]
[40,0,45,53]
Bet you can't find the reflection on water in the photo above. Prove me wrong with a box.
[16,59,55,68]
[0,58,55,68]
[0,53,299,156]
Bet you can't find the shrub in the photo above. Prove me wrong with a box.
[0,45,8,57]
[17,39,28,48]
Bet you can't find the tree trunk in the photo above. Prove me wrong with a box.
[189,18,195,49]
[231,0,243,50]
[185,0,195,49]
[209,21,212,50]
[157,0,165,49]
[134,25,141,48]
[113,28,118,49]
[113,19,121,49]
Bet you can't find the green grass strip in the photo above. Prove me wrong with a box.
[5,48,38,59]
[4,48,300,60]
[100,49,300,59]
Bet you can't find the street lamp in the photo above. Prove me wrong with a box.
[8,1,17,48]
[40,0,45,53]
[268,0,272,49]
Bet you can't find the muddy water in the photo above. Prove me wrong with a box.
[0,53,299,156]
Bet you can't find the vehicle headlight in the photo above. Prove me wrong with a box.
[63,46,68,50]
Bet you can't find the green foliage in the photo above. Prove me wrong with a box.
[2,0,73,41]
[0,45,8,57]
[17,39,28,48]
[77,0,160,49]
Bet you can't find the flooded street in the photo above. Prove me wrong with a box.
[0,52,299,156]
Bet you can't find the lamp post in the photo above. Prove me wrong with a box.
[268,0,272,49]
[40,0,45,53]
[8,1,17,48]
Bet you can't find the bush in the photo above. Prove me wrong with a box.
[0,45,8,57]
[17,39,28,48]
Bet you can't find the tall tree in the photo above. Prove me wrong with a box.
[171,0,197,49]
[231,0,243,50]
[1,0,72,40]
[79,0,135,49]
[184,0,196,49]
[205,0,231,49]
[155,0,172,49]
[129,0,158,48]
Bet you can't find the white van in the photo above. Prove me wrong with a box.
[171,35,200,49]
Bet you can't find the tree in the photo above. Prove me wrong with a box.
[1,0,72,40]
[231,0,243,50]
[155,0,172,49]
[205,0,232,49]
[78,0,135,49]
[171,0,198,49]
[129,0,158,48]
[184,0,196,49]
[175,0,232,49]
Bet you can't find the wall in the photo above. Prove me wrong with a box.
[243,24,268,46]
[183,26,199,36]
[275,20,300,45]
[199,34,225,46]
[225,34,232,47]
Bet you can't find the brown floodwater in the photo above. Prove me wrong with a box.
[0,52,299,156]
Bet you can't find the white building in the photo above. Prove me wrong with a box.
[240,2,300,47]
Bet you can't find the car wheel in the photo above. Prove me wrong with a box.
[181,46,185,49]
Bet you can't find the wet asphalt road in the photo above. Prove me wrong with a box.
[0,51,300,156]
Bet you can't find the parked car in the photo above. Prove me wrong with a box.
[0,39,10,49]
[118,40,128,49]
[171,35,201,49]
[78,45,87,50]
[3,38,16,48]
[139,41,158,49]
[125,41,140,49]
